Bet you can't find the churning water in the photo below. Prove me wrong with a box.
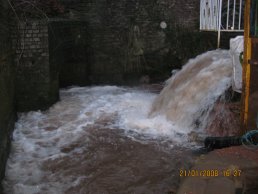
[150,49,232,133]
[3,50,233,194]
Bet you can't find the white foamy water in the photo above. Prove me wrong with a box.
[3,86,183,194]
[3,50,233,193]
[150,49,233,133]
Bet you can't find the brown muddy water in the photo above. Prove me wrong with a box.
[3,50,234,194]
[43,128,196,194]
[3,86,199,194]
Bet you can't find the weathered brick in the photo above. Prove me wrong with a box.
[12,20,59,112]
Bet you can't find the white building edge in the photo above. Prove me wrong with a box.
[200,0,245,92]
[200,0,244,47]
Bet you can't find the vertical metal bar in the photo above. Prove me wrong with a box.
[208,0,210,29]
[218,0,222,48]
[207,0,209,29]
[217,0,220,30]
[204,0,205,29]
[200,0,202,29]
[227,0,230,29]
[233,0,236,29]
[208,1,212,28]
[203,0,206,29]
[214,0,217,30]
[210,1,215,29]
[239,0,242,30]
[210,0,213,28]
[202,0,204,29]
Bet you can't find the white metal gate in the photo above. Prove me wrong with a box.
[200,0,244,47]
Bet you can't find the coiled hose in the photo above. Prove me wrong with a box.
[241,130,258,149]
[205,114,258,150]
[204,130,258,150]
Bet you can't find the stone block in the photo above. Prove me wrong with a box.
[33,37,40,41]
[30,45,36,49]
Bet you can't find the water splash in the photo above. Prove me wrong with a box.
[3,50,234,193]
[150,49,233,133]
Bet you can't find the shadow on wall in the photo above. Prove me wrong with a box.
[0,0,16,190]
[48,20,92,88]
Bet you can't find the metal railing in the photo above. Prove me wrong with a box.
[200,0,244,47]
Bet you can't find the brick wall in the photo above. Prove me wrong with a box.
[13,20,59,111]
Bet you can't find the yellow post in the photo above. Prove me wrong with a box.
[241,0,258,132]
[241,0,251,133]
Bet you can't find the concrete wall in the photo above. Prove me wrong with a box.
[13,20,59,111]
[0,0,16,186]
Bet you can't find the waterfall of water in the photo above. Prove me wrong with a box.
[149,49,233,133]
[3,49,236,194]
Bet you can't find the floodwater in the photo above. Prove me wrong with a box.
[3,86,199,194]
[150,50,232,133]
[3,50,233,194]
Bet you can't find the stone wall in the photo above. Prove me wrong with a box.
[48,20,91,87]
[56,0,205,84]
[13,20,59,111]
[0,0,16,187]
